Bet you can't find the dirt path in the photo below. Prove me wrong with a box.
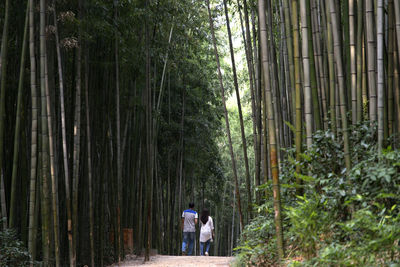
[109,255,235,267]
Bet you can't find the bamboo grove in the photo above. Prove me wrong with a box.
[1,0,400,266]
[207,0,400,262]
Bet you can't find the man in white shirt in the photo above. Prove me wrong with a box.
[181,202,198,255]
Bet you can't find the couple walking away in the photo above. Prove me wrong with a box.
[181,202,215,256]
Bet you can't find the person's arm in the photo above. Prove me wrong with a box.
[195,212,198,225]
[211,217,215,238]
[195,218,198,225]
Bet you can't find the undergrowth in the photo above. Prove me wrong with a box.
[0,225,34,267]
[234,122,400,266]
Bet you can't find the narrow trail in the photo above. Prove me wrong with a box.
[109,255,235,267]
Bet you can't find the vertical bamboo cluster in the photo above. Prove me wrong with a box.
[1,0,400,265]
[2,0,242,264]
[223,0,400,260]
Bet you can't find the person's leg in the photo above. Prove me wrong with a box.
[200,242,205,256]
[182,232,189,254]
[205,239,211,255]
[187,232,195,255]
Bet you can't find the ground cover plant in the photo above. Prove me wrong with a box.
[0,225,34,267]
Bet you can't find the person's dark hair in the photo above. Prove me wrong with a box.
[189,202,195,209]
[200,208,209,225]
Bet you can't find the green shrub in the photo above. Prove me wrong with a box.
[286,193,331,259]
[0,227,33,267]
[234,201,278,266]
[289,206,400,266]
[238,122,400,266]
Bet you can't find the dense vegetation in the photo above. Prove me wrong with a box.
[1,0,400,266]
[235,123,400,266]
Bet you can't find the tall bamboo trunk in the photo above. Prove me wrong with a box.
[311,0,328,129]
[28,0,39,259]
[279,1,291,147]
[258,0,284,261]
[365,0,377,122]
[40,0,52,262]
[283,0,295,124]
[114,0,123,261]
[362,32,368,119]
[223,0,252,220]
[84,51,95,267]
[9,3,29,229]
[392,0,400,136]
[52,1,74,264]
[349,0,357,123]
[144,4,154,259]
[325,0,336,133]
[306,0,321,131]
[300,0,313,148]
[377,0,384,150]
[292,0,303,192]
[0,0,10,213]
[388,0,394,136]
[72,20,82,267]
[267,0,284,162]
[356,0,364,122]
[45,49,61,267]
[253,8,264,192]
[206,0,244,232]
[329,0,352,172]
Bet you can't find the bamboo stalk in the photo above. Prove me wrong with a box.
[9,3,29,229]
[300,0,313,148]
[325,0,336,133]
[28,0,38,259]
[45,49,61,267]
[40,0,51,262]
[356,0,364,122]
[388,0,394,136]
[84,51,95,267]
[0,0,10,214]
[292,0,303,193]
[349,0,357,123]
[377,0,384,150]
[365,0,377,121]
[258,0,284,261]
[329,0,352,172]
[52,1,74,264]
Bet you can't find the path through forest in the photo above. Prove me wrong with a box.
[109,255,235,267]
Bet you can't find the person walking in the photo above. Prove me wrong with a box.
[181,202,198,255]
[199,208,214,256]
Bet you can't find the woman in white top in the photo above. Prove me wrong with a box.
[199,208,215,256]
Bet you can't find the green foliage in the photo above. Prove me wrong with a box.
[233,202,278,266]
[289,206,400,266]
[286,194,331,259]
[237,122,400,266]
[0,227,34,267]
[349,146,400,209]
